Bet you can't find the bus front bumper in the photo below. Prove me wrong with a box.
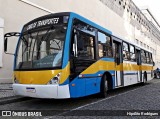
[12,84,70,99]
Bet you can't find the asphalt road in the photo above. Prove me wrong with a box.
[1,79,160,118]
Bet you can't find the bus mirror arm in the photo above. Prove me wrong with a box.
[4,37,8,53]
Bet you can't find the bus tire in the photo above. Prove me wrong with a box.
[99,75,108,98]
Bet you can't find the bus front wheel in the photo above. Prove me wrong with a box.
[99,75,108,98]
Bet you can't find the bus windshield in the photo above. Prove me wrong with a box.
[15,25,67,70]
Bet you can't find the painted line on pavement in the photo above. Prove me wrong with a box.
[72,80,160,110]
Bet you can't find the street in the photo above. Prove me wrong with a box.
[0,79,160,118]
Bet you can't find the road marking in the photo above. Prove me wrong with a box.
[72,87,141,110]
[55,86,144,117]
[45,79,160,118]
[72,80,160,111]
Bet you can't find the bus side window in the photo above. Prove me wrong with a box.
[113,42,120,64]
[146,52,150,64]
[141,50,147,63]
[123,42,130,61]
[149,53,153,64]
[130,45,136,62]
[72,19,96,60]
[136,49,140,65]
[98,32,112,58]
[76,33,95,60]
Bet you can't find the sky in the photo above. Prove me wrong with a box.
[132,0,160,24]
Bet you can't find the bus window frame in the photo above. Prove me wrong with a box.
[141,49,147,64]
[76,29,96,60]
[149,52,153,64]
[146,51,150,64]
[129,44,136,62]
[71,18,97,61]
[97,31,113,58]
[123,42,130,61]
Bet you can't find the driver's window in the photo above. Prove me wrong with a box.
[72,19,96,60]
[77,33,95,59]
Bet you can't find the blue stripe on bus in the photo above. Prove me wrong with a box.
[14,29,23,70]
[124,73,138,75]
[69,70,115,98]
[101,57,114,62]
[62,14,73,69]
[69,77,86,98]
[59,77,69,86]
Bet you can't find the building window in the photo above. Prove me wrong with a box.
[135,39,139,44]
[140,41,143,47]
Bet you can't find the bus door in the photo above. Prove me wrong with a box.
[112,38,123,87]
[136,48,142,82]
[69,19,98,97]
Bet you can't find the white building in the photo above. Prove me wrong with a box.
[0,0,160,83]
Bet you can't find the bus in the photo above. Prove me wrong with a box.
[4,12,155,99]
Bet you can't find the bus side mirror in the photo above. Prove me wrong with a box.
[4,32,20,55]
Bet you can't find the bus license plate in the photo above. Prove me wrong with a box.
[26,87,36,93]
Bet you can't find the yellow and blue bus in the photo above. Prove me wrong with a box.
[4,12,155,99]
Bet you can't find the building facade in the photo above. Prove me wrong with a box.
[0,0,160,83]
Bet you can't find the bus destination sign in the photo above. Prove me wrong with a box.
[27,17,60,31]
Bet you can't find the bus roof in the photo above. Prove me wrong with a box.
[112,32,152,53]
[70,12,112,35]
[24,12,70,27]
[23,12,112,35]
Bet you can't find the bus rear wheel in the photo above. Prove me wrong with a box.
[99,75,108,98]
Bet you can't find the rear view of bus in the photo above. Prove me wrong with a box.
[12,13,71,98]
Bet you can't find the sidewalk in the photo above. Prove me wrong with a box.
[0,83,15,98]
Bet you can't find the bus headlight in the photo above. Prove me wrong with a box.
[14,77,19,84]
[47,73,61,85]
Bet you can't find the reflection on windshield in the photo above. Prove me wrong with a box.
[16,25,67,69]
